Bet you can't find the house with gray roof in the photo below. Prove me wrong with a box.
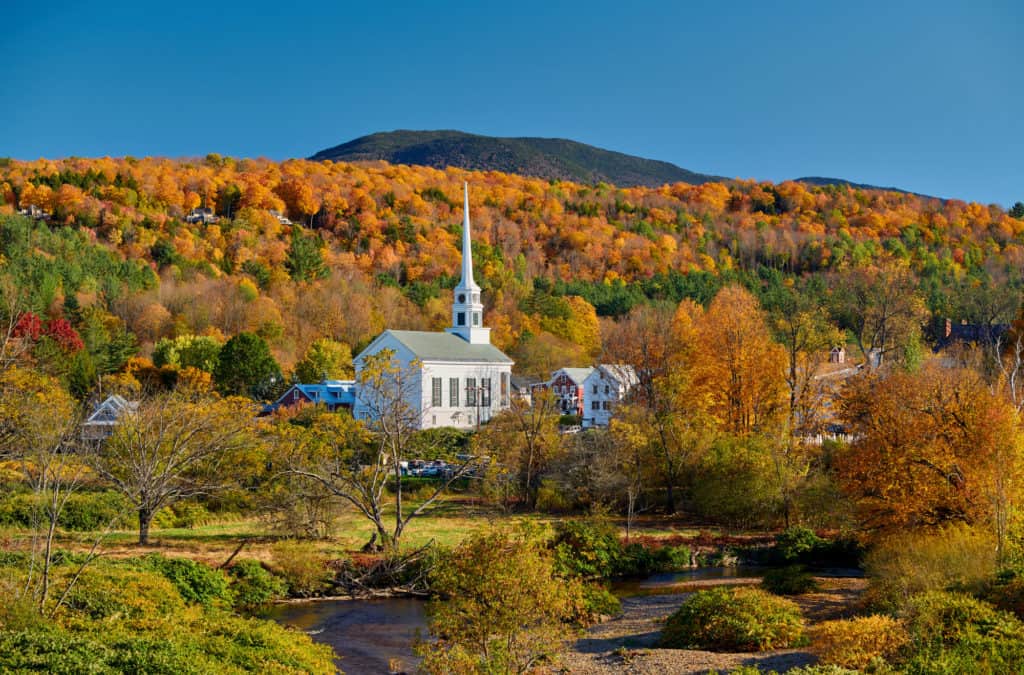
[81,395,138,441]
[352,184,514,430]
[582,364,639,428]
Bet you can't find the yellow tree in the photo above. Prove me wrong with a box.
[0,368,95,611]
[693,285,787,435]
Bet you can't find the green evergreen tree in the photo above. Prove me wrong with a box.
[213,332,281,400]
[285,227,326,282]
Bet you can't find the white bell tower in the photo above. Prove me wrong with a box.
[446,183,491,345]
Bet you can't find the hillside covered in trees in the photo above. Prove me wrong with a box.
[309,130,726,187]
[1,153,1023,391]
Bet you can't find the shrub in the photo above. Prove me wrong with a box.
[575,584,622,623]
[900,591,1024,672]
[136,554,232,607]
[269,540,332,597]
[535,479,572,513]
[228,559,287,611]
[978,568,1024,620]
[864,525,996,611]
[762,565,819,596]
[551,519,623,579]
[810,615,909,668]
[650,544,692,572]
[61,564,186,620]
[775,526,822,562]
[420,527,582,674]
[658,587,805,651]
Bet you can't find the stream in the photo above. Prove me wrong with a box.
[267,566,777,674]
[265,596,427,674]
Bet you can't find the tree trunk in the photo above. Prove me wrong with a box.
[138,508,152,545]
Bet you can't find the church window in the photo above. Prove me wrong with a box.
[466,378,477,406]
[481,378,491,406]
[592,385,597,394]
[450,378,459,407]
[472,312,480,326]
[473,293,479,303]
[604,385,609,394]
[602,401,610,410]
[592,401,599,411]
[458,293,466,303]
[431,378,442,407]
[457,312,466,326]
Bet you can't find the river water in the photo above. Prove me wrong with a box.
[266,566,778,674]
[265,597,427,674]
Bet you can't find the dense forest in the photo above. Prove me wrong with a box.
[1,154,1023,393]
[6,155,1024,671]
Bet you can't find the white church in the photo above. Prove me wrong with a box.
[352,184,514,430]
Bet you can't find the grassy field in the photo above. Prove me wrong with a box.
[2,495,768,567]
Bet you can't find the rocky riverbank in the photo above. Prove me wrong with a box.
[560,576,867,674]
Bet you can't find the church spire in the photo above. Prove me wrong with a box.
[446,181,490,345]
[460,182,477,289]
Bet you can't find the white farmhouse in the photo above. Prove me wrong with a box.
[581,364,639,428]
[353,184,514,430]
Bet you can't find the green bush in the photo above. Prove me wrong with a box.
[136,554,232,607]
[578,584,622,622]
[658,587,805,651]
[62,564,187,620]
[775,526,822,562]
[551,519,624,579]
[229,559,287,611]
[900,591,1024,672]
[0,490,128,532]
[690,436,784,529]
[762,565,819,596]
[0,557,334,673]
[535,479,572,513]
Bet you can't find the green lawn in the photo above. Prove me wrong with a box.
[3,495,769,567]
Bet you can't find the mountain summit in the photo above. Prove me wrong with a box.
[310,130,724,188]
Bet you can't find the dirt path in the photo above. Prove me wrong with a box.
[559,576,867,674]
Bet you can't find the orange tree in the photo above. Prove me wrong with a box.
[836,364,1024,552]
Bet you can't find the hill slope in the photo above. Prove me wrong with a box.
[794,176,941,200]
[309,130,725,187]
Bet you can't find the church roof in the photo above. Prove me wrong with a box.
[386,330,513,364]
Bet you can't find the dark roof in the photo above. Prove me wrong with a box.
[935,323,1009,352]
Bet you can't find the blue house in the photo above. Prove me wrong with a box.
[264,379,356,414]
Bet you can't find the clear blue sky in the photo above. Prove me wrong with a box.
[3,0,1021,204]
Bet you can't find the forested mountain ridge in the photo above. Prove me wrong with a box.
[1,154,1022,388]
[311,130,939,198]
[310,130,725,187]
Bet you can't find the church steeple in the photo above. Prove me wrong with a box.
[446,182,491,345]
[460,182,477,290]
